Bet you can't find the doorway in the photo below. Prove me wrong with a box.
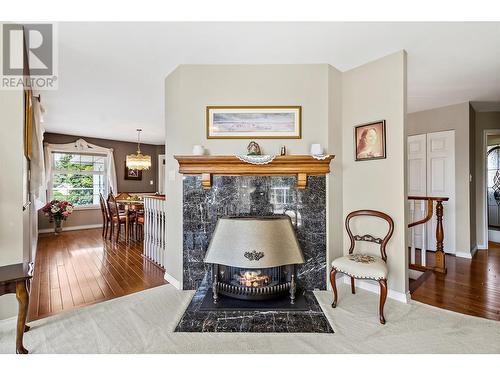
[484,131,500,244]
[408,130,456,254]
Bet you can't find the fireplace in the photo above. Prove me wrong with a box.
[204,216,304,304]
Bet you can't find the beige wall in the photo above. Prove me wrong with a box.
[0,55,27,318]
[327,65,344,264]
[165,64,342,286]
[475,111,500,248]
[38,133,164,230]
[165,58,408,299]
[407,102,471,254]
[342,51,408,296]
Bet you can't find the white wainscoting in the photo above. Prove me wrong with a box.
[38,223,102,234]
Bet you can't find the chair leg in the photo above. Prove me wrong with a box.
[109,221,113,240]
[378,279,388,324]
[115,222,120,242]
[330,268,338,308]
[350,277,356,294]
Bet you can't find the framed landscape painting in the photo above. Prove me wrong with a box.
[354,120,386,161]
[206,106,302,139]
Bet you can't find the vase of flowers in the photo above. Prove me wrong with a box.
[42,200,74,235]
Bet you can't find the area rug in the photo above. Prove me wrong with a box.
[174,281,333,333]
[1,283,499,353]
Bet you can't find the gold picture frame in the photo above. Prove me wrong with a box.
[24,89,33,160]
[206,106,302,139]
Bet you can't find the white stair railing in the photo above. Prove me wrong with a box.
[143,196,167,268]
[409,200,428,267]
[408,196,448,274]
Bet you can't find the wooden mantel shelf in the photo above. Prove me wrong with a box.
[174,155,335,189]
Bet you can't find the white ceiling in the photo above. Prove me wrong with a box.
[41,22,500,145]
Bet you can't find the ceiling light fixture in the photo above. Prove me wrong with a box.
[126,129,151,170]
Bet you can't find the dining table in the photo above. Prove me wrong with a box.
[115,199,144,240]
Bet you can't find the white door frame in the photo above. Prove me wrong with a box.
[158,154,165,194]
[481,129,500,249]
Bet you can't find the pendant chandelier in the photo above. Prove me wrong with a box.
[126,129,151,170]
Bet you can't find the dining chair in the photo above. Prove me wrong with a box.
[330,210,394,324]
[99,193,111,238]
[115,192,132,200]
[106,193,133,242]
[135,214,144,241]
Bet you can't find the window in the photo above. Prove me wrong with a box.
[50,152,108,208]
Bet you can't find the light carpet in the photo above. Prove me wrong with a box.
[0,284,499,354]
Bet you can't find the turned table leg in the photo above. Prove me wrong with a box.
[15,280,29,354]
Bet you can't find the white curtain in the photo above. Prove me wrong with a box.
[44,138,118,196]
[31,99,46,209]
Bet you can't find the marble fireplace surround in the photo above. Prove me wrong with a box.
[182,175,328,291]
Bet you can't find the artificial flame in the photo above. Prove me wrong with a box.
[236,270,270,288]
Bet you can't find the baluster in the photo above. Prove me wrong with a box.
[410,200,415,264]
[421,200,428,267]
[434,200,446,273]
[143,198,149,258]
[154,199,158,263]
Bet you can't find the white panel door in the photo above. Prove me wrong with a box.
[407,134,427,249]
[426,130,456,254]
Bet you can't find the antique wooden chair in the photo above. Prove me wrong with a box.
[330,210,394,324]
[99,193,111,238]
[106,193,134,242]
[135,214,144,240]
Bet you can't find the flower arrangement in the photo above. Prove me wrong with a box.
[42,200,74,233]
[42,200,74,221]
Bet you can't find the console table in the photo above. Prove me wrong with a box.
[0,263,32,354]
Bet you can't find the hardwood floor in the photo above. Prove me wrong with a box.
[28,228,167,321]
[410,243,500,321]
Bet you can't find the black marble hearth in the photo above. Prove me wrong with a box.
[198,288,308,311]
[183,175,327,291]
[174,278,334,333]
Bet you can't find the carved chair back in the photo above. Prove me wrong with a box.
[345,210,394,262]
[106,192,120,219]
[99,193,110,220]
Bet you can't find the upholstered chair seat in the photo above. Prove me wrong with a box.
[331,254,388,281]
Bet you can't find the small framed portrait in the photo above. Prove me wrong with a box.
[124,163,142,180]
[354,120,386,161]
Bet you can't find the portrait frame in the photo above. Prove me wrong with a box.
[354,120,386,162]
[124,162,142,181]
[206,106,302,139]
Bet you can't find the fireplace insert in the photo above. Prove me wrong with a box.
[204,216,304,304]
[211,264,297,302]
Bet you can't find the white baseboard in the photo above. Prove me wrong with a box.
[455,250,472,259]
[38,223,101,234]
[164,272,181,290]
[488,229,500,244]
[342,276,410,304]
